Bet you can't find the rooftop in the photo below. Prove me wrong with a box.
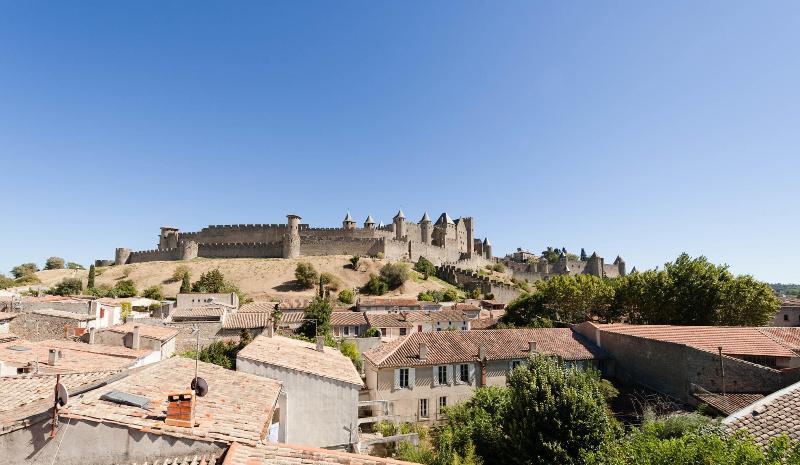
[364,328,604,368]
[31,308,95,321]
[277,298,312,310]
[238,301,279,313]
[171,307,225,321]
[61,357,282,445]
[588,323,798,358]
[365,313,412,329]
[330,311,368,326]
[222,312,272,330]
[0,312,19,322]
[358,298,422,308]
[0,339,152,374]
[237,335,363,386]
[724,379,800,445]
[101,323,179,342]
[223,441,413,465]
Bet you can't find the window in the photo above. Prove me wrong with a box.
[785,314,789,321]
[437,365,447,385]
[438,396,447,411]
[99,308,105,318]
[459,364,469,383]
[343,326,350,336]
[419,398,429,419]
[418,325,423,332]
[399,368,410,388]
[380,328,387,337]
[400,328,407,336]
[510,360,523,370]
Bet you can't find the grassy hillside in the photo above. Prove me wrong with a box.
[34,256,453,301]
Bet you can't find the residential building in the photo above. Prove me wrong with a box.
[574,322,800,407]
[331,311,369,338]
[0,312,18,333]
[772,299,800,327]
[170,306,228,322]
[176,292,239,309]
[365,313,413,341]
[357,298,440,313]
[362,328,605,424]
[222,441,413,465]
[236,334,363,448]
[723,378,800,445]
[81,323,179,360]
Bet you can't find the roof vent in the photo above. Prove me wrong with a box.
[100,390,151,409]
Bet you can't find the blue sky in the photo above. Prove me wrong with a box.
[1,1,798,282]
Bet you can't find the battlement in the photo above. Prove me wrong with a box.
[206,223,288,229]
[198,240,284,248]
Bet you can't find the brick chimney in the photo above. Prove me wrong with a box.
[316,336,325,352]
[528,341,537,353]
[48,348,60,366]
[132,326,140,350]
[165,391,194,428]
[419,342,428,360]
[88,327,96,344]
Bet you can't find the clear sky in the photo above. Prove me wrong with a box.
[1,1,798,283]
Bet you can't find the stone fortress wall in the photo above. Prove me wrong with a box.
[111,211,495,268]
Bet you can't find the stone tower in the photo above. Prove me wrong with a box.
[159,227,179,250]
[462,217,474,258]
[482,238,492,259]
[586,252,604,277]
[283,214,302,258]
[179,241,199,261]
[419,212,432,245]
[364,215,375,230]
[393,209,406,240]
[115,248,132,266]
[342,212,356,230]
[614,256,626,276]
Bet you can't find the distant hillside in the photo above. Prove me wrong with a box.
[33,256,452,301]
[771,283,800,298]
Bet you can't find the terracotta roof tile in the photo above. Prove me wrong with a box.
[171,307,225,321]
[0,312,19,322]
[222,442,414,465]
[101,323,179,342]
[61,357,282,445]
[330,312,368,326]
[237,335,363,386]
[693,392,764,415]
[365,313,412,328]
[31,308,95,321]
[238,301,279,313]
[358,298,422,309]
[724,380,800,445]
[222,312,272,330]
[364,328,603,368]
[0,339,151,374]
[760,327,800,353]
[277,298,312,310]
[126,453,220,465]
[279,312,306,325]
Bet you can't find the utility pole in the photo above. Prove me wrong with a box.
[718,346,726,397]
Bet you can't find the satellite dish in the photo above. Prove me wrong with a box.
[56,383,69,407]
[191,377,209,397]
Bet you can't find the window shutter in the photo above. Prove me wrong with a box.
[432,366,439,387]
[446,365,453,385]
[508,360,515,372]
[394,369,400,391]
[468,363,476,385]
[408,368,416,390]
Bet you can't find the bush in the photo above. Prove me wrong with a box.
[414,256,437,277]
[492,262,507,273]
[338,288,354,305]
[66,262,84,270]
[142,285,164,301]
[364,327,381,338]
[172,264,190,283]
[11,263,39,278]
[379,263,410,290]
[339,340,362,371]
[364,274,388,295]
[376,252,385,259]
[350,255,360,270]
[297,297,333,339]
[121,267,132,278]
[0,274,14,289]
[44,257,65,270]
[14,274,41,286]
[191,269,225,292]
[181,339,248,370]
[50,278,83,296]
[180,272,191,293]
[86,284,114,297]
[294,262,318,289]
[114,279,137,298]
[320,272,340,291]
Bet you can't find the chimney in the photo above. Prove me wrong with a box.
[478,345,486,361]
[48,348,60,366]
[132,326,141,350]
[165,391,195,428]
[88,327,96,344]
[419,342,428,360]
[528,341,537,353]
[316,336,325,352]
[267,321,275,338]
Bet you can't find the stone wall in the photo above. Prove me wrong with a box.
[181,224,290,244]
[10,313,82,341]
[299,237,384,257]
[437,266,521,303]
[129,248,178,263]
[197,241,283,259]
[165,321,225,352]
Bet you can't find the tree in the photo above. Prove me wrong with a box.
[11,263,39,278]
[364,327,381,338]
[297,297,333,339]
[541,247,561,264]
[66,262,84,270]
[380,262,410,290]
[0,274,14,290]
[50,278,83,296]
[142,285,164,301]
[44,257,65,270]
[181,340,242,370]
[320,272,340,291]
[503,355,619,464]
[415,257,437,277]
[294,262,318,289]
[172,264,190,283]
[180,272,191,293]
[580,248,588,261]
[338,288,354,305]
[350,255,361,270]
[192,268,226,292]
[717,274,779,326]
[364,274,388,295]
[87,264,96,288]
[114,279,138,298]
[339,340,362,371]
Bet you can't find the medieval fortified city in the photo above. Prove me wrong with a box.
[2,3,799,465]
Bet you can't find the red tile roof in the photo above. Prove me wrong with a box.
[591,324,797,358]
[760,327,800,353]
[31,308,95,321]
[724,379,800,445]
[101,323,178,342]
[693,392,764,416]
[365,313,413,328]
[330,312,368,326]
[0,339,152,374]
[239,301,279,313]
[358,298,422,308]
[171,307,225,321]
[222,442,414,465]
[363,328,603,368]
[222,312,273,330]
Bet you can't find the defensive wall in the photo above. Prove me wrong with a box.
[437,265,522,303]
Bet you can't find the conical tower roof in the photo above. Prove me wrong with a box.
[393,209,405,220]
[436,212,454,225]
[364,215,375,225]
[420,212,431,223]
[343,212,354,222]
[483,237,491,246]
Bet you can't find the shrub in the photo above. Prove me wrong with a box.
[114,279,137,298]
[364,274,388,295]
[294,262,318,289]
[121,302,132,321]
[142,285,164,301]
[66,262,84,270]
[0,274,14,289]
[86,284,114,297]
[172,264,190,283]
[492,262,507,273]
[181,339,249,370]
[50,278,83,296]
[364,327,381,338]
[320,272,340,291]
[44,257,65,270]
[191,269,225,292]
[376,252,385,259]
[350,255,360,270]
[379,263,410,290]
[339,340,362,371]
[14,274,41,286]
[121,267,132,278]
[11,263,39,278]
[338,288,354,304]
[414,256,437,277]
[297,297,333,339]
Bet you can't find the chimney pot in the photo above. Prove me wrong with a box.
[316,336,325,352]
[528,341,537,353]
[48,348,60,366]
[267,321,275,338]
[89,327,96,344]
[165,391,195,428]
[419,342,428,360]
[132,325,141,350]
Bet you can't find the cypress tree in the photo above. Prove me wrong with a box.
[87,264,96,288]
[180,272,191,293]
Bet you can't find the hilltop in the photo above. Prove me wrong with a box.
[32,256,453,301]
